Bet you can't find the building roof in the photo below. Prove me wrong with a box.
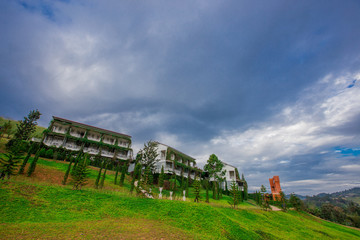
[155,141,196,161]
[52,116,131,139]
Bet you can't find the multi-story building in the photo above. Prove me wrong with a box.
[43,116,132,161]
[154,142,201,180]
[208,161,243,189]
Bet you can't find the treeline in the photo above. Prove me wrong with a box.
[305,194,360,228]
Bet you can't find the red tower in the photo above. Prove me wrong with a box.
[269,176,282,201]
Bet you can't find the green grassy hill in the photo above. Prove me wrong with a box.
[0,155,359,239]
[0,116,46,139]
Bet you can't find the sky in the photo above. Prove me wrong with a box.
[1,0,360,195]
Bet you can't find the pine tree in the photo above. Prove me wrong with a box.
[242,173,248,200]
[0,153,22,180]
[99,161,108,189]
[119,164,126,186]
[114,163,120,185]
[137,141,159,171]
[18,143,37,175]
[193,177,201,202]
[205,179,209,203]
[27,148,41,177]
[130,163,141,193]
[228,180,239,208]
[71,155,90,190]
[95,159,104,189]
[62,155,75,185]
[279,191,287,211]
[159,165,165,188]
[71,152,83,176]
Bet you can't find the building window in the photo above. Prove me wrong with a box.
[229,171,235,179]
[171,154,175,160]
[161,150,166,159]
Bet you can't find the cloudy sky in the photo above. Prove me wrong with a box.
[1,0,360,195]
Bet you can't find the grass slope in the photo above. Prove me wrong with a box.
[0,157,359,239]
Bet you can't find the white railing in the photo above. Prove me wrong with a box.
[101,152,114,158]
[87,136,100,142]
[69,133,82,138]
[53,129,66,134]
[116,154,127,159]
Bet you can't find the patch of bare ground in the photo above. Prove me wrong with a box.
[0,218,193,240]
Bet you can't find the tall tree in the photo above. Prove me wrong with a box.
[114,162,120,185]
[119,164,126,186]
[241,173,248,200]
[204,154,226,200]
[95,159,105,189]
[159,165,165,188]
[205,179,209,203]
[99,161,108,189]
[71,155,90,190]
[130,163,141,193]
[62,154,75,185]
[228,180,239,208]
[193,177,201,203]
[137,141,159,171]
[13,109,41,141]
[0,153,22,180]
[27,148,41,177]
[18,143,38,174]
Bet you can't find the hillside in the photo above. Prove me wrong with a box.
[305,188,360,208]
[0,156,359,239]
[0,116,46,139]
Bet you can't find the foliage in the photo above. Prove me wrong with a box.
[204,154,225,201]
[130,163,141,193]
[114,164,120,185]
[94,159,104,189]
[137,140,159,171]
[159,165,165,188]
[45,149,54,159]
[0,120,12,139]
[241,173,248,200]
[119,164,126,186]
[204,154,226,181]
[71,155,90,190]
[204,179,209,203]
[62,155,74,185]
[228,180,240,208]
[279,191,288,211]
[18,143,38,175]
[193,177,201,202]
[0,153,22,180]
[27,149,41,177]
[290,193,304,211]
[39,148,46,158]
[13,109,41,141]
[99,162,108,189]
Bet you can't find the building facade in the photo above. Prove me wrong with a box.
[208,161,242,189]
[154,142,201,180]
[43,116,132,161]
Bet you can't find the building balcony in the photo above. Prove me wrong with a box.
[101,152,114,158]
[44,140,62,147]
[116,153,128,159]
[87,136,100,142]
[83,148,99,155]
[52,129,67,134]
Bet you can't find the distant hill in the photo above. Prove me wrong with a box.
[305,187,360,208]
[0,116,46,139]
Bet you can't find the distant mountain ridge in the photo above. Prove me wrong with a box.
[304,187,360,208]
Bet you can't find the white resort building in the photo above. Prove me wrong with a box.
[42,116,132,161]
[154,142,202,180]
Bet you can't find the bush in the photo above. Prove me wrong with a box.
[39,148,46,158]
[45,149,54,159]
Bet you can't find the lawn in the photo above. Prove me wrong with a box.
[0,156,359,239]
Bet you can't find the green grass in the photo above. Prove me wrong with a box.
[0,155,359,239]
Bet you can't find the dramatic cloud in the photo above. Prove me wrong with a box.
[1,0,360,195]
